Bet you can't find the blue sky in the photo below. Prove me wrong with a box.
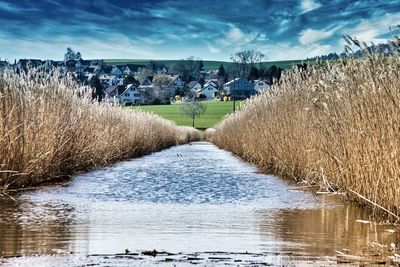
[0,0,399,61]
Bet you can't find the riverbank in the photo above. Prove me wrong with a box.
[0,69,199,190]
[207,54,400,219]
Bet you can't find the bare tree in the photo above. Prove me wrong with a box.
[152,75,173,100]
[135,67,153,84]
[230,50,264,79]
[172,56,201,83]
[179,100,207,128]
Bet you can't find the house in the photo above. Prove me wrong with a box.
[99,74,122,87]
[85,65,103,75]
[111,65,123,77]
[199,70,208,79]
[168,75,184,91]
[16,59,43,72]
[204,79,218,89]
[187,81,202,92]
[105,85,126,98]
[196,82,220,100]
[119,84,145,105]
[43,60,59,68]
[223,78,255,97]
[100,65,112,75]
[75,59,85,75]
[85,73,95,82]
[122,65,132,76]
[140,76,154,86]
[207,70,219,80]
[253,79,271,93]
[157,67,168,75]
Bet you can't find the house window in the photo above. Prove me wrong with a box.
[125,93,130,97]
[130,88,135,91]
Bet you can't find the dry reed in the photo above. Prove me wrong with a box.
[176,126,201,144]
[0,69,199,189]
[209,54,400,218]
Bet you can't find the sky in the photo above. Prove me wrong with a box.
[0,0,399,61]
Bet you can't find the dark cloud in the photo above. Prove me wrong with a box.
[0,0,399,60]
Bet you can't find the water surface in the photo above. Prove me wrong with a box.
[0,142,397,266]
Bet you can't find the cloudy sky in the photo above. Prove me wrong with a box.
[0,0,399,61]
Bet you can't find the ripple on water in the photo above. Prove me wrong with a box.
[26,142,318,207]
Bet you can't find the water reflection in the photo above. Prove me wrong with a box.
[258,201,397,256]
[0,196,86,256]
[0,142,397,266]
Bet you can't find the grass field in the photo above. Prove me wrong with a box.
[132,101,242,130]
[104,59,305,70]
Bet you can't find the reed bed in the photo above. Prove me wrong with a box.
[0,69,199,189]
[204,128,216,142]
[209,54,400,218]
[176,126,201,144]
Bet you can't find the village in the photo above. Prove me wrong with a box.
[0,49,274,106]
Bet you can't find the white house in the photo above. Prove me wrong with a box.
[254,79,271,93]
[119,84,145,105]
[196,83,220,99]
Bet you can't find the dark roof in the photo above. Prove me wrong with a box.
[18,59,43,67]
[102,66,112,74]
[187,81,199,89]
[106,85,126,95]
[117,85,127,95]
[86,67,96,73]
[106,85,118,94]
[81,60,91,66]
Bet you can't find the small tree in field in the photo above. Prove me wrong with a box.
[179,100,207,128]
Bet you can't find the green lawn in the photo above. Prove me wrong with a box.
[132,101,242,130]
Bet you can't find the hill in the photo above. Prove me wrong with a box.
[103,59,304,70]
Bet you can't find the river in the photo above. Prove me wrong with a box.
[0,142,397,266]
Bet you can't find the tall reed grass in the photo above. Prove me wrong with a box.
[0,69,199,189]
[209,54,400,218]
